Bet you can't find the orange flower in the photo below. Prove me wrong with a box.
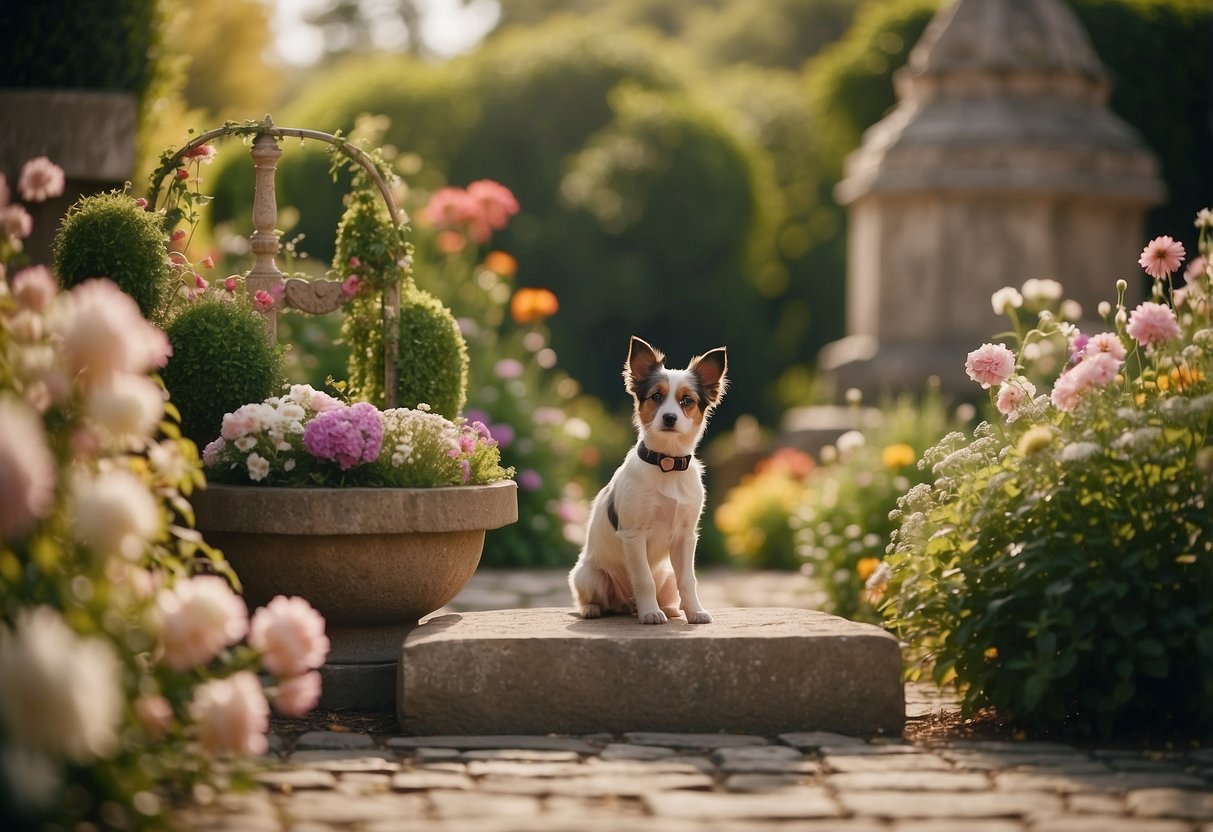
[437,230,466,254]
[484,250,518,278]
[511,287,559,324]
[1159,366,1204,392]
[881,443,916,470]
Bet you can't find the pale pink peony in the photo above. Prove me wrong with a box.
[1083,332,1127,362]
[1138,235,1185,280]
[249,595,330,679]
[155,575,249,671]
[87,373,166,442]
[71,469,160,561]
[17,157,65,203]
[134,694,174,739]
[1050,352,1121,413]
[0,204,33,239]
[965,343,1016,389]
[11,266,57,312]
[1126,302,1182,348]
[0,397,56,541]
[51,279,172,383]
[271,671,322,717]
[202,437,226,467]
[188,671,269,757]
[995,377,1037,415]
[0,606,123,763]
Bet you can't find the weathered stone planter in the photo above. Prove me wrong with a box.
[192,480,518,710]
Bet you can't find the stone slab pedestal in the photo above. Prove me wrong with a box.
[398,608,904,737]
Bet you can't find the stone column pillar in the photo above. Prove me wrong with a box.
[820,0,1165,396]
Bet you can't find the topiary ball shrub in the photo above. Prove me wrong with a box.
[343,283,468,420]
[161,297,284,447]
[52,191,170,319]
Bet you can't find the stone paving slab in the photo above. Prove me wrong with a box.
[399,607,904,737]
[176,571,1213,831]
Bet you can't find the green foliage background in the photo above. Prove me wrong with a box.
[205,0,1209,428]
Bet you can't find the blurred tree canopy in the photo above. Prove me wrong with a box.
[204,0,1211,422]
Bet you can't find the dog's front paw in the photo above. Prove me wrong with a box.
[579,603,602,619]
[637,609,668,625]
[685,609,713,624]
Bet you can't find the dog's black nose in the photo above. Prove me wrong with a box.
[662,413,677,428]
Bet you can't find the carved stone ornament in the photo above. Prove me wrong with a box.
[283,277,346,314]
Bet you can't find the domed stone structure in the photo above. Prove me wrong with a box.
[821,0,1165,395]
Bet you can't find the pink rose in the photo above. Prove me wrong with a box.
[272,671,322,717]
[189,671,269,757]
[964,343,1016,389]
[155,576,249,671]
[249,595,330,679]
[341,275,362,298]
[253,290,275,310]
[224,276,239,293]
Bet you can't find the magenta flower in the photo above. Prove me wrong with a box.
[965,343,1016,389]
[253,290,275,310]
[17,157,65,203]
[1126,302,1181,348]
[303,402,384,470]
[1138,235,1185,280]
[341,275,362,298]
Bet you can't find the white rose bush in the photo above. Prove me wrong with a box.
[877,211,1213,738]
[0,159,330,828]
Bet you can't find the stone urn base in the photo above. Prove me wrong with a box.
[192,480,518,710]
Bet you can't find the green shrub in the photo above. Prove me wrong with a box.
[881,225,1213,737]
[161,297,284,447]
[0,0,160,94]
[52,191,170,318]
[343,284,468,420]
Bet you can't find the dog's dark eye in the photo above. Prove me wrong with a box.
[680,395,695,408]
[651,391,664,403]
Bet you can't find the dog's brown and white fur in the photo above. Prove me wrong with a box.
[569,336,728,624]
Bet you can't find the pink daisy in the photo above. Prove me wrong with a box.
[1126,302,1181,348]
[964,343,1016,389]
[1138,235,1185,280]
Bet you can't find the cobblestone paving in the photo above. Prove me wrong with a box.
[179,570,1213,831]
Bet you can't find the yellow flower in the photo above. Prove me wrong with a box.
[881,443,916,470]
[856,557,881,581]
[1016,425,1054,456]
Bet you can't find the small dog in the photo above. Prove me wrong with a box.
[569,336,728,624]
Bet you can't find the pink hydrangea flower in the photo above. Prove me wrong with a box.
[272,671,322,717]
[249,595,330,679]
[155,575,249,671]
[188,671,268,757]
[303,402,384,470]
[1138,235,1185,280]
[17,157,65,203]
[964,343,1016,389]
[1126,301,1182,348]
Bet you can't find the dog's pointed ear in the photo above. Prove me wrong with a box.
[691,347,728,405]
[624,336,664,396]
